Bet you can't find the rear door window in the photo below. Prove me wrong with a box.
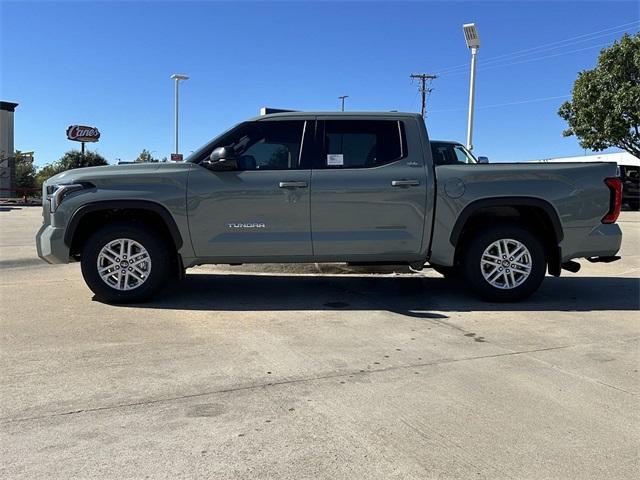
[319,120,406,168]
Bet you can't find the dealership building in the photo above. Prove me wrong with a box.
[0,101,19,195]
[535,151,639,166]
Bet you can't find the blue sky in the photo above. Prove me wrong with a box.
[1,0,639,166]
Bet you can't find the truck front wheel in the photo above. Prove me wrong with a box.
[81,222,171,303]
[463,225,546,302]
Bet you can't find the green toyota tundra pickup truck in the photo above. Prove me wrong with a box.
[36,112,623,302]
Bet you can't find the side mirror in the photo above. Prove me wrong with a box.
[477,156,489,164]
[203,146,238,171]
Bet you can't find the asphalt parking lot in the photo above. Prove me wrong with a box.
[1,205,638,479]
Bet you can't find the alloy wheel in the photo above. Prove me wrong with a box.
[96,238,152,291]
[480,238,532,290]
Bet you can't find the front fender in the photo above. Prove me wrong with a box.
[64,200,184,250]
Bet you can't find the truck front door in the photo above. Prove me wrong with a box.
[187,119,314,259]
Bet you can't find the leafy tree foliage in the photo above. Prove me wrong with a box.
[36,150,108,188]
[13,151,37,190]
[136,149,160,163]
[559,33,640,157]
[56,150,109,170]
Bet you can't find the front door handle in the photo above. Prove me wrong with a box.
[278,181,308,188]
[391,179,420,187]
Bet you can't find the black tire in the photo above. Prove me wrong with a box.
[432,265,462,279]
[81,221,172,303]
[462,224,546,302]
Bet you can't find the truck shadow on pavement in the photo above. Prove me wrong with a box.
[121,273,640,315]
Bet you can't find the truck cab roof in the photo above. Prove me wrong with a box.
[249,111,423,122]
[430,140,463,146]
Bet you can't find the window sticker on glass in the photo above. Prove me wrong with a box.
[327,154,344,166]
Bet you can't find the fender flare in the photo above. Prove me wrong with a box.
[449,197,564,247]
[64,200,183,249]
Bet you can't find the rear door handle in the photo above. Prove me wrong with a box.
[391,179,420,187]
[278,181,308,188]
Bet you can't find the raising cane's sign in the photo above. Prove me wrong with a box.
[66,125,100,143]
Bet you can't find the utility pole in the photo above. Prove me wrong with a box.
[410,73,437,118]
[338,95,349,112]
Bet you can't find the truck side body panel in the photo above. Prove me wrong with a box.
[429,162,621,266]
[186,166,313,259]
[36,162,194,263]
[309,115,433,262]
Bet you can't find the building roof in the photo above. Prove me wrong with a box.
[0,101,19,112]
[533,151,639,167]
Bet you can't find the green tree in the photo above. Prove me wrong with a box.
[36,150,108,188]
[558,33,640,157]
[136,149,159,163]
[35,164,61,190]
[13,151,37,191]
[57,150,108,170]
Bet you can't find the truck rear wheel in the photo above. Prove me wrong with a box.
[463,225,546,302]
[81,222,171,303]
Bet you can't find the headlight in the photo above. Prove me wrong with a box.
[46,183,92,213]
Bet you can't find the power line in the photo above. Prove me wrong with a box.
[435,21,639,74]
[434,21,639,75]
[429,94,571,114]
[438,42,615,78]
[438,27,636,75]
[410,89,421,113]
[481,21,639,61]
[409,73,437,118]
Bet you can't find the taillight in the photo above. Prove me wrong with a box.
[602,177,622,224]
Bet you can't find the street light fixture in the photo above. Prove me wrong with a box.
[463,23,480,151]
[170,73,189,156]
[338,95,349,112]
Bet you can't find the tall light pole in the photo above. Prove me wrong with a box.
[170,74,189,155]
[338,95,349,111]
[463,23,480,151]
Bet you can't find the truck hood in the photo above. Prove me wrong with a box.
[44,162,192,186]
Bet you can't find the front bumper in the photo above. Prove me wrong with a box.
[36,223,70,264]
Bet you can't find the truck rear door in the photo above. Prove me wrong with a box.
[310,117,430,260]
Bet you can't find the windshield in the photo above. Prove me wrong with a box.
[431,142,477,166]
[456,144,478,163]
